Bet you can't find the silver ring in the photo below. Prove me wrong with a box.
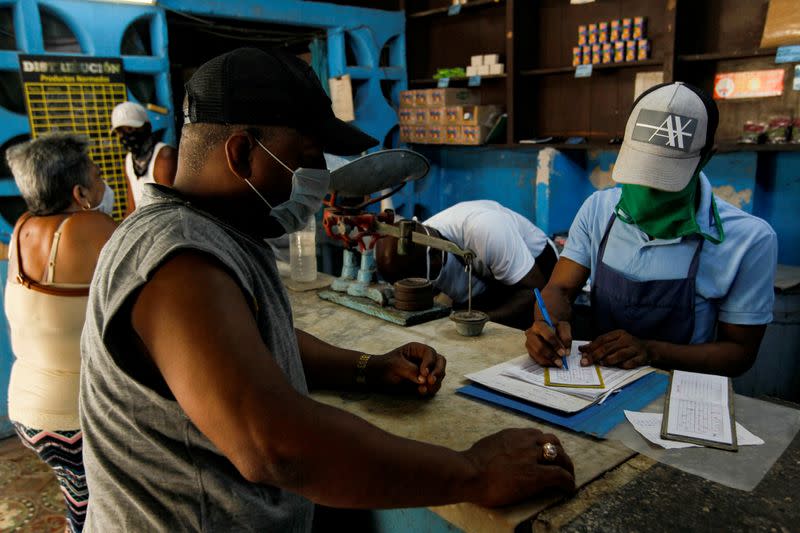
[542,442,558,462]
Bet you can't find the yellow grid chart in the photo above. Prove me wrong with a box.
[24,82,130,220]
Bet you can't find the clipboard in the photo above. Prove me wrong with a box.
[660,371,738,452]
[543,365,605,389]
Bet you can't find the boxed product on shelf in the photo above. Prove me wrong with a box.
[428,107,446,124]
[398,108,414,124]
[637,39,650,60]
[633,16,646,40]
[414,90,430,107]
[466,65,478,77]
[578,24,588,46]
[573,46,582,67]
[610,19,621,42]
[399,125,413,143]
[625,40,637,62]
[445,125,461,144]
[489,63,504,75]
[427,126,445,144]
[477,65,491,76]
[414,109,428,123]
[588,23,598,44]
[598,21,609,43]
[614,41,625,62]
[591,44,602,64]
[412,125,428,143]
[582,46,592,65]
[400,90,416,107]
[621,18,632,41]
[483,54,500,65]
[461,124,491,145]
[602,43,613,64]
[429,87,481,106]
[470,55,483,67]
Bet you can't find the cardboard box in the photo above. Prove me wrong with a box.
[598,21,609,43]
[427,126,445,144]
[610,19,621,42]
[637,39,650,60]
[414,109,428,124]
[414,90,430,107]
[602,43,613,64]
[625,40,637,62]
[621,18,632,41]
[445,106,462,123]
[466,65,478,77]
[400,90,416,108]
[483,54,500,66]
[459,105,503,127]
[398,108,414,124]
[489,63,504,75]
[477,65,491,76]
[399,125,413,143]
[582,46,592,65]
[573,46,582,67]
[578,24,588,46]
[444,125,461,144]
[614,41,625,62]
[460,124,491,145]
[761,0,800,48]
[428,107,446,124]
[633,16,646,40]
[470,55,483,67]
[591,44,602,64]
[588,23,598,44]
[411,126,428,143]
[429,88,480,107]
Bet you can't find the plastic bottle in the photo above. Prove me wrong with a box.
[290,215,318,282]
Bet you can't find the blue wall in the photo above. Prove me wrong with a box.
[401,146,799,266]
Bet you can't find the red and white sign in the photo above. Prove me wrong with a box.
[713,69,785,99]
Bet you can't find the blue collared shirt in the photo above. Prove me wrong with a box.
[561,173,778,343]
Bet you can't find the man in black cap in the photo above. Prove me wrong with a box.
[79,48,574,531]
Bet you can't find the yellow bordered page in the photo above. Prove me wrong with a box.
[544,352,605,389]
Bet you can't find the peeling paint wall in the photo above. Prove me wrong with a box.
[712,185,753,210]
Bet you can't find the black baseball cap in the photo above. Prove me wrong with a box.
[184,47,379,156]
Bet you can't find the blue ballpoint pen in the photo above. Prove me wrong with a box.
[533,288,569,370]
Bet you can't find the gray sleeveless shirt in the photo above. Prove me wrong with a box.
[79,185,313,532]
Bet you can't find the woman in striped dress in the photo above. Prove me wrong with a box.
[5,133,117,532]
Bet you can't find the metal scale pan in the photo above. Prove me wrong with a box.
[328,149,430,198]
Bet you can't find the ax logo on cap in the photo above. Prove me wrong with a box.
[632,109,698,152]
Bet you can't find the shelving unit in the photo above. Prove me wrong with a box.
[402,0,798,151]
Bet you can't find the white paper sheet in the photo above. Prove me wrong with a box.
[665,371,734,445]
[544,349,602,387]
[625,411,764,449]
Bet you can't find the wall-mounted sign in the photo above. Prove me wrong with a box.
[713,69,785,100]
[19,55,129,219]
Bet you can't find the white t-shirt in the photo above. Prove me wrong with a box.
[424,200,554,303]
[125,142,168,208]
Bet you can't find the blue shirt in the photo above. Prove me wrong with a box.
[561,173,778,343]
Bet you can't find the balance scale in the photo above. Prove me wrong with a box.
[320,149,485,332]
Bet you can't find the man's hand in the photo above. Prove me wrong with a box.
[525,320,572,367]
[579,330,651,369]
[368,342,446,397]
[463,428,575,507]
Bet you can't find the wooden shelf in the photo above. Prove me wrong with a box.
[408,74,507,86]
[716,142,800,153]
[407,0,504,20]
[677,49,777,62]
[520,59,663,77]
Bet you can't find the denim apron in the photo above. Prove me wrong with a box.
[591,214,704,344]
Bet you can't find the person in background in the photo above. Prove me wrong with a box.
[525,82,778,376]
[79,48,575,531]
[5,133,117,532]
[110,101,177,216]
[375,200,559,330]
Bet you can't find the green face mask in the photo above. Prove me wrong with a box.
[616,173,725,244]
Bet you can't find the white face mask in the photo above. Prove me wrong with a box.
[89,182,115,216]
[250,138,331,234]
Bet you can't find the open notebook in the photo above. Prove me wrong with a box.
[465,341,655,413]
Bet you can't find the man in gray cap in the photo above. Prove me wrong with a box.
[80,48,574,531]
[525,82,777,377]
